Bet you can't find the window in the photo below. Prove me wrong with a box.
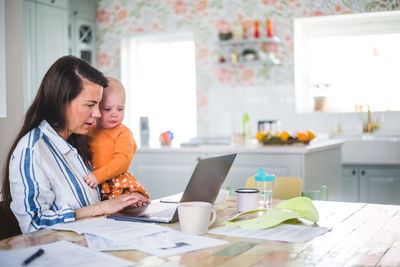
[0,0,6,118]
[294,10,400,113]
[121,32,197,146]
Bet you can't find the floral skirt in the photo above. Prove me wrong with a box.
[100,172,149,200]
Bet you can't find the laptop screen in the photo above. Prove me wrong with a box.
[179,153,236,204]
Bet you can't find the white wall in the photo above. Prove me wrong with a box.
[0,0,24,196]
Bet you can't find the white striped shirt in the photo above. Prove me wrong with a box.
[10,120,101,233]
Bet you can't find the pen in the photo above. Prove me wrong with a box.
[22,248,45,265]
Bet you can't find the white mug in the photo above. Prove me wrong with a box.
[178,201,216,235]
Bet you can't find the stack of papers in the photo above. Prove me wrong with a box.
[51,218,228,258]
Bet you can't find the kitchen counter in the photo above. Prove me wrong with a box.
[131,139,343,200]
[137,139,343,154]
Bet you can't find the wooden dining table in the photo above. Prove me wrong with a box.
[1,197,399,266]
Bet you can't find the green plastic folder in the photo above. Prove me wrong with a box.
[223,197,319,230]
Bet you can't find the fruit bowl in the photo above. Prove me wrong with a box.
[257,130,315,146]
[261,139,310,145]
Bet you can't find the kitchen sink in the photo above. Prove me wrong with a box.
[330,134,400,141]
[331,135,400,165]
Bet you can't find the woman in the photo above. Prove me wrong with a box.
[1,56,150,234]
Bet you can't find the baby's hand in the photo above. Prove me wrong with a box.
[83,173,99,188]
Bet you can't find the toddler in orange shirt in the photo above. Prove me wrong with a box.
[83,77,150,204]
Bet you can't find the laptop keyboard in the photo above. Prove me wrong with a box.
[145,206,176,220]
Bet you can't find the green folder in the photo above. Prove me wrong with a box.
[223,197,319,230]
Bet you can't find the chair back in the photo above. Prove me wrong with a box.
[0,202,22,240]
[272,177,303,200]
[302,185,328,200]
[245,176,303,200]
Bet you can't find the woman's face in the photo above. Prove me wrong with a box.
[61,79,103,139]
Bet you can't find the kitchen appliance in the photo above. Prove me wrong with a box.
[258,120,280,133]
[140,117,149,147]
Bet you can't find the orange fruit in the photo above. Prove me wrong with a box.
[280,131,290,141]
[297,132,309,141]
[307,131,316,140]
[256,131,264,142]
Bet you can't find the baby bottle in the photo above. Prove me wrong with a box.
[254,168,275,209]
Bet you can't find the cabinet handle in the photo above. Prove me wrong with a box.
[361,170,365,176]
[352,170,356,176]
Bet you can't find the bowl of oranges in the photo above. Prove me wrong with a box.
[256,130,315,145]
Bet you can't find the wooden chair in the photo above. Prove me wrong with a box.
[0,202,22,240]
[245,176,303,200]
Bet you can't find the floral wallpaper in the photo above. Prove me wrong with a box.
[96,0,400,137]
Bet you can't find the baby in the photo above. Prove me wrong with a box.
[84,77,150,205]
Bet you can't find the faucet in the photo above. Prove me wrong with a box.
[364,105,379,133]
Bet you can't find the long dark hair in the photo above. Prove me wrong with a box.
[1,55,108,211]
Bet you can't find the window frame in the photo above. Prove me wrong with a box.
[121,31,197,146]
[294,10,400,113]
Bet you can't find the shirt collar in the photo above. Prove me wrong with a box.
[39,120,75,155]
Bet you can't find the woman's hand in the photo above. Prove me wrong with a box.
[75,194,140,219]
[83,173,99,188]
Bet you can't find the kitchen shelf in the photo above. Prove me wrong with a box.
[218,36,280,46]
[217,36,280,67]
[219,57,280,67]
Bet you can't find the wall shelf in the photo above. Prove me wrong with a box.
[217,37,280,66]
[218,36,280,46]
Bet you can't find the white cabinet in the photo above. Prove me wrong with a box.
[23,0,69,109]
[342,165,400,204]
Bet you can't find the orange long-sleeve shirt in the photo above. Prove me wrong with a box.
[88,124,137,183]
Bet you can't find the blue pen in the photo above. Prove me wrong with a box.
[22,248,45,265]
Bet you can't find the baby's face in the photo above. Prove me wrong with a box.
[97,90,125,129]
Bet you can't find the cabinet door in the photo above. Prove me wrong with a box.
[342,166,359,202]
[360,166,400,204]
[35,3,68,91]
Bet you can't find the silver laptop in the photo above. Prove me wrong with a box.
[108,153,236,223]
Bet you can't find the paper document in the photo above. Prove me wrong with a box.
[209,224,331,243]
[85,233,138,251]
[51,217,166,241]
[85,231,176,251]
[136,229,229,258]
[0,240,134,267]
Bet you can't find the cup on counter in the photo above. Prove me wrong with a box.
[235,188,259,213]
[178,202,216,235]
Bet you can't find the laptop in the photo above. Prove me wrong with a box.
[108,153,236,223]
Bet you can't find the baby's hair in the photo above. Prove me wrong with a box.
[103,77,126,103]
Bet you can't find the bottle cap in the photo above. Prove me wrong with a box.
[254,167,275,182]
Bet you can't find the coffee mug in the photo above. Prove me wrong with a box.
[235,188,259,213]
[178,201,216,235]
